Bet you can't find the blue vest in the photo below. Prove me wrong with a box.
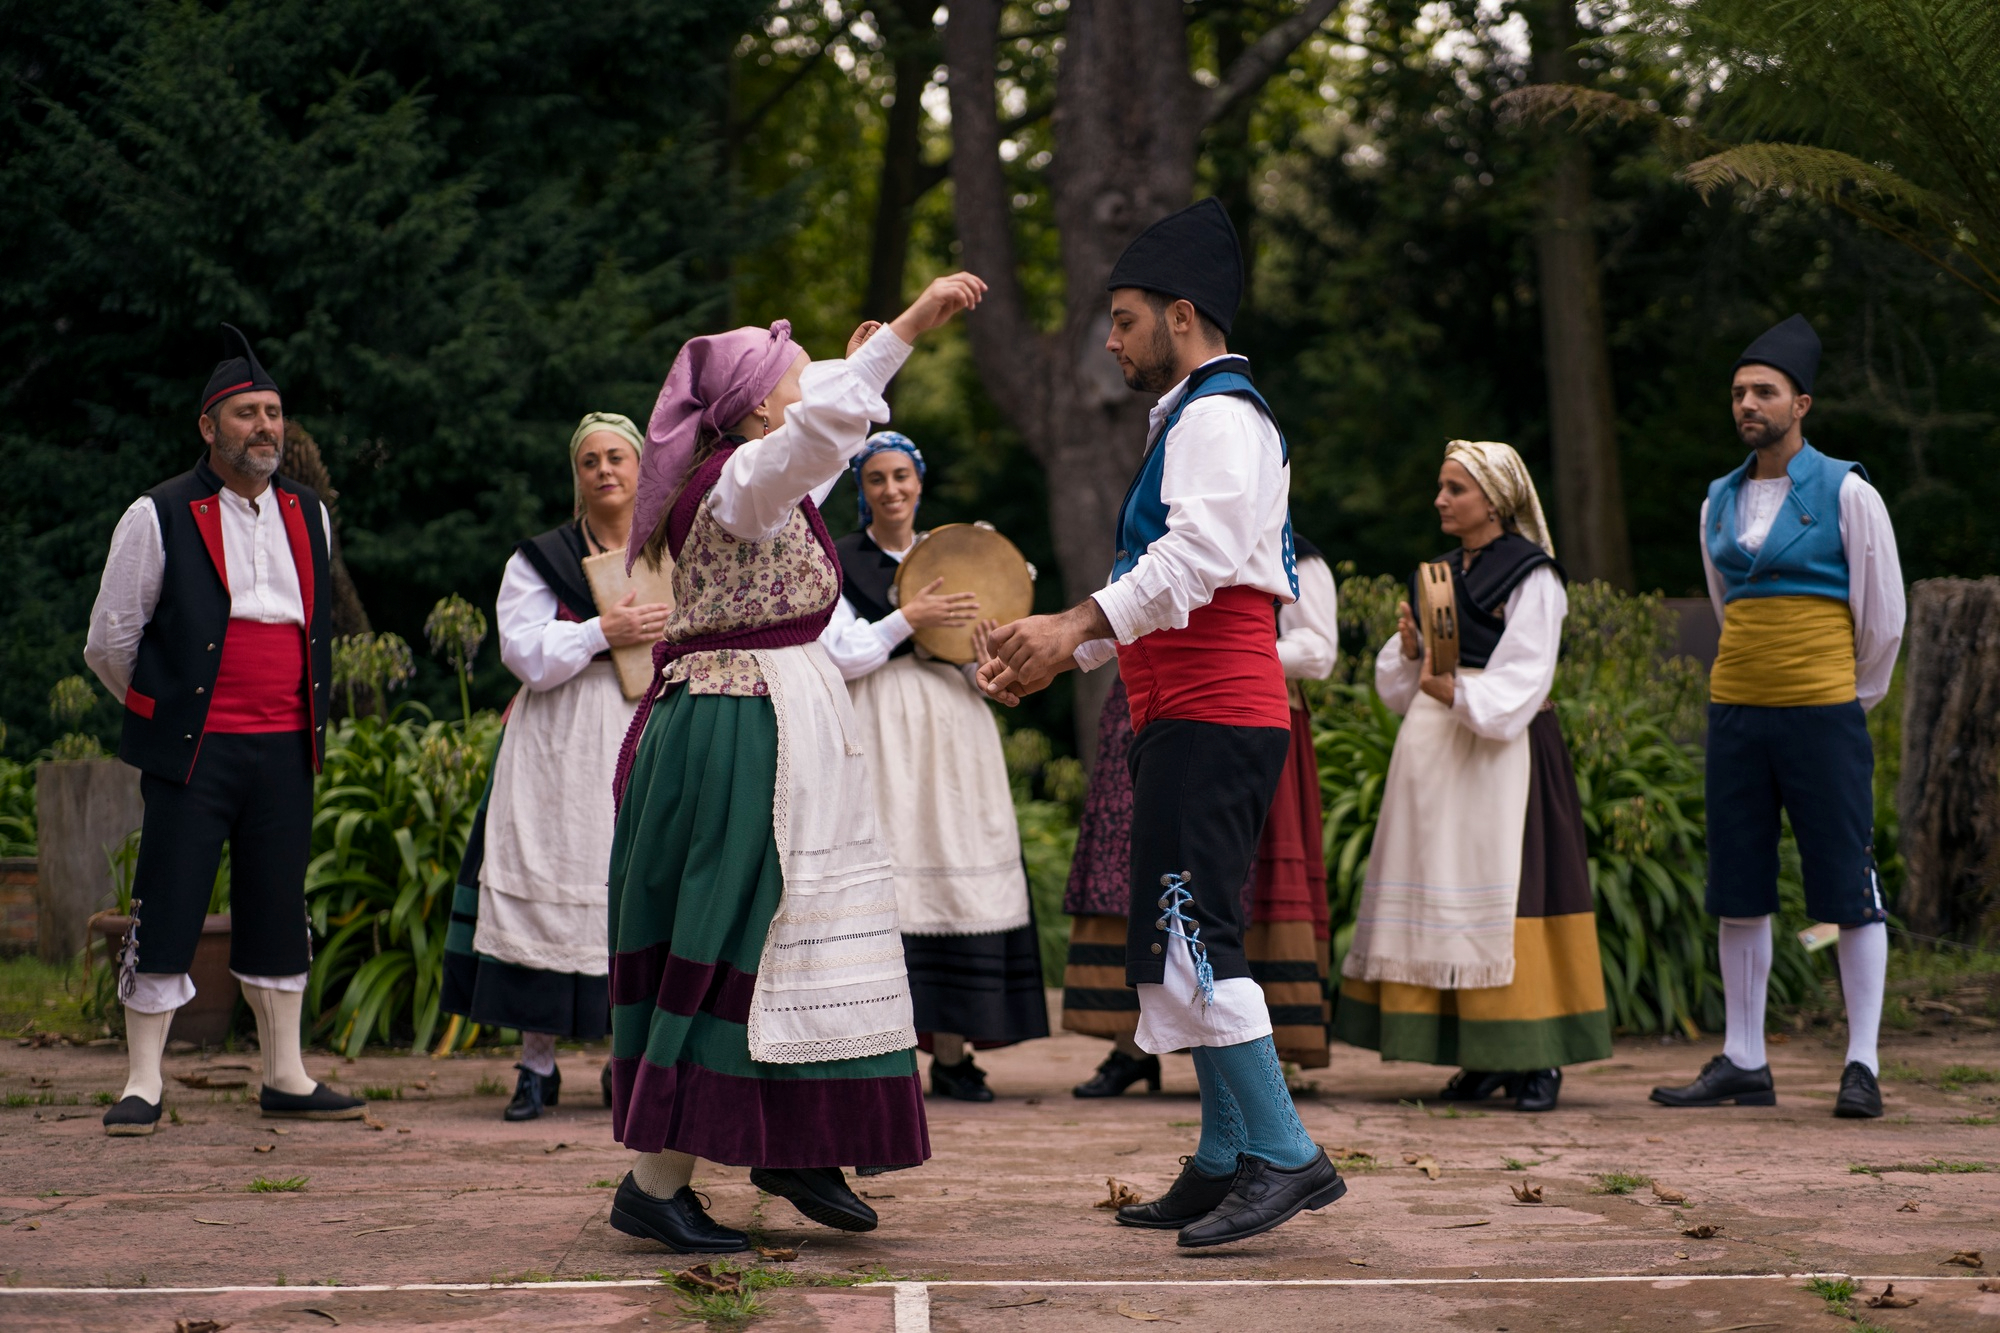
[1109,357,1297,597]
[1704,441,1863,603]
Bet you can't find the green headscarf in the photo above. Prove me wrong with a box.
[569,412,645,519]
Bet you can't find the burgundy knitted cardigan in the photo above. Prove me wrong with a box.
[611,446,841,809]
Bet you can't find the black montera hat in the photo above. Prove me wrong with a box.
[1105,198,1244,334]
[200,324,281,414]
[1734,314,1820,395]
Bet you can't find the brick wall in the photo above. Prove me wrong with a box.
[0,857,36,956]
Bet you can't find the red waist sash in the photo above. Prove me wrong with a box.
[208,619,310,733]
[1116,584,1290,732]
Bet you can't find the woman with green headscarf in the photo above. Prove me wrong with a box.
[443,411,671,1121]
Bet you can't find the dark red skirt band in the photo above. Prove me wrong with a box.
[609,944,756,1024]
[609,1057,931,1167]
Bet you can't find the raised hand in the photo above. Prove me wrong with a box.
[889,273,988,344]
[846,320,883,357]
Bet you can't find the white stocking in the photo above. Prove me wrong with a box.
[1836,922,1888,1075]
[520,1031,558,1076]
[633,1150,697,1200]
[242,982,318,1095]
[1718,916,1773,1071]
[120,1007,175,1105]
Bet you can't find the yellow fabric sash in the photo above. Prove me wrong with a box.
[1709,596,1856,707]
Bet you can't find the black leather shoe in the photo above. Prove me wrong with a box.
[1177,1151,1347,1249]
[1649,1055,1776,1108]
[930,1054,995,1102]
[103,1095,161,1137]
[601,1061,614,1108]
[1834,1061,1883,1118]
[1439,1069,1513,1103]
[504,1064,561,1122]
[1514,1068,1561,1112]
[1075,1048,1164,1099]
[260,1082,367,1120]
[1116,1156,1235,1229]
[609,1175,749,1253]
[749,1166,878,1232]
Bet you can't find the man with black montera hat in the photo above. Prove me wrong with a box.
[980,198,1346,1248]
[1651,315,1905,1120]
[84,326,366,1135]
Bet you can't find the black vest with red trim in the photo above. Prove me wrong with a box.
[118,458,333,782]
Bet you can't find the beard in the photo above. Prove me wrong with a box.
[1736,414,1786,449]
[221,428,283,481]
[1121,319,1180,395]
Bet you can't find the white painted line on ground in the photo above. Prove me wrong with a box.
[891,1280,931,1332]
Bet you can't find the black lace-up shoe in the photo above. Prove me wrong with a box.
[1116,1156,1235,1229]
[260,1082,368,1120]
[1515,1068,1562,1112]
[1177,1151,1347,1248]
[930,1054,995,1102]
[504,1063,561,1122]
[750,1166,879,1232]
[1834,1061,1883,1119]
[609,1175,749,1253]
[1439,1069,1514,1103]
[1649,1055,1776,1108]
[1074,1048,1164,1098]
[103,1095,161,1137]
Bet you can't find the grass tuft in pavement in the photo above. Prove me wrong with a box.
[247,1175,308,1193]
[1592,1171,1652,1195]
[1848,1160,1989,1175]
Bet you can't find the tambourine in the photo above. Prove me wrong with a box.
[893,523,1035,665]
[1415,560,1460,676]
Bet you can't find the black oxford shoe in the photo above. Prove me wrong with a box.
[1438,1069,1513,1103]
[609,1175,749,1253]
[1177,1151,1347,1248]
[1116,1156,1235,1229]
[504,1064,561,1122]
[260,1082,368,1120]
[1075,1048,1163,1098]
[750,1165,879,1232]
[1514,1068,1562,1113]
[1834,1061,1883,1118]
[930,1054,996,1102]
[103,1095,161,1137]
[1649,1055,1776,1108]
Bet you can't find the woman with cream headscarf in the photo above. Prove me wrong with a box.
[443,412,666,1122]
[601,274,985,1256]
[1334,440,1611,1112]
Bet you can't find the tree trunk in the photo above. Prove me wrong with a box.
[1896,577,2000,940]
[1525,1,1632,588]
[862,0,941,321]
[33,758,142,962]
[282,421,372,636]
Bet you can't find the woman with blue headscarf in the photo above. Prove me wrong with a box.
[820,432,1051,1101]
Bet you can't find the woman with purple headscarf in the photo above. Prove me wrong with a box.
[601,274,985,1255]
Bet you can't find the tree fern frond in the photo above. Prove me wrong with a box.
[1681,143,1949,218]
[1495,84,1713,159]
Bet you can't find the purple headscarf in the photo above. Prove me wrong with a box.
[629,320,800,573]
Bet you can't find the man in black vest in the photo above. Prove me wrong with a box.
[85,325,365,1135]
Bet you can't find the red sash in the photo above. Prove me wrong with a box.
[1116,585,1290,732]
[207,620,310,733]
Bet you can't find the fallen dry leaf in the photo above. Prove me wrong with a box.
[268,1127,289,1136]
[1094,1177,1144,1210]
[1114,1300,1163,1321]
[1899,1200,1920,1212]
[544,1142,569,1154]
[1864,1283,1919,1310]
[354,1225,418,1237]
[1980,1279,2000,1293]
[22,1220,40,1230]
[674,1263,741,1294]
[1439,1220,1491,1229]
[1652,1184,1688,1204]
[360,1115,387,1131]
[1510,1183,1544,1204]
[1674,1250,1689,1260]
[411,1080,428,1090]
[173,1320,232,1333]
[193,1218,236,1226]
[28,1076,53,1088]
[1114,1146,1142,1156]
[1944,1250,1984,1268]
[1646,1136,1664,1144]
[253,1144,275,1154]
[175,1070,251,1090]
[1024,1097,1042,1106]
[1698,1323,1779,1331]
[1402,1153,1441,1180]
[755,1246,797,1262]
[1346,1257,1369,1267]
[1912,999,1963,1016]
[860,1191,895,1200]
[298,1309,340,1325]
[396,1127,412,1135]
[988,1296,1047,1309]
[1681,1224,1723,1239]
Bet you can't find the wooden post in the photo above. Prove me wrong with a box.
[1896,577,2000,939]
[33,758,143,962]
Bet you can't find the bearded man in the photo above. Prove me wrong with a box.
[85,324,365,1135]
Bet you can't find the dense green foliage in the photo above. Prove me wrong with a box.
[0,757,33,858]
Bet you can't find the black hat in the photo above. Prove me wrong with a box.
[1733,314,1820,394]
[200,323,281,414]
[1105,198,1244,334]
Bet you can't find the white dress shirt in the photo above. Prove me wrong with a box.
[1277,554,1338,681]
[1697,470,1905,710]
[85,487,331,699]
[495,551,613,692]
[1076,357,1293,671]
[1376,565,1566,742]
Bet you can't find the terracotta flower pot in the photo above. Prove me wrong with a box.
[89,912,241,1047]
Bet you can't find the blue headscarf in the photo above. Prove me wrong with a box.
[850,431,926,528]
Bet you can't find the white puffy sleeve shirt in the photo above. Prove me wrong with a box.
[1277,554,1338,681]
[495,551,611,692]
[1697,470,1906,711]
[819,542,915,682]
[1375,565,1565,742]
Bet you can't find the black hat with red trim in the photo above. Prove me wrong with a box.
[200,324,280,414]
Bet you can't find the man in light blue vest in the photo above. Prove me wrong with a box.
[1652,315,1905,1119]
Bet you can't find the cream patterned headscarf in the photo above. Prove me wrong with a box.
[1443,439,1555,559]
[569,411,645,519]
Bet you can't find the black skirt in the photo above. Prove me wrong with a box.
[903,919,1051,1050]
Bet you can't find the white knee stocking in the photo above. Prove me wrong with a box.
[242,982,318,1095]
[520,1031,558,1077]
[633,1150,697,1200]
[1836,922,1888,1075]
[120,1007,175,1105]
[1718,916,1773,1071]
